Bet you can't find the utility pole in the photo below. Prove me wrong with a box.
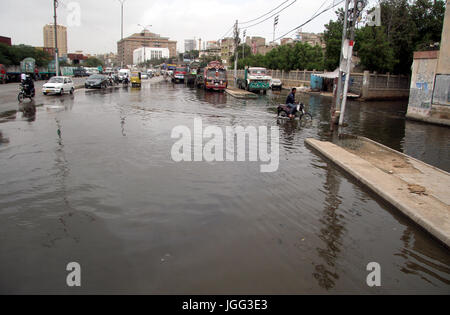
[53,0,59,76]
[339,0,364,126]
[334,0,350,118]
[242,30,246,60]
[233,20,239,85]
[273,15,279,44]
[118,0,126,68]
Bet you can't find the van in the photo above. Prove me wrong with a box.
[118,69,131,82]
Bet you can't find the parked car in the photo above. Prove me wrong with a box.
[42,76,75,95]
[85,74,109,89]
[270,78,283,90]
[73,68,88,77]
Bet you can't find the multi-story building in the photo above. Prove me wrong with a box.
[133,47,170,65]
[296,32,325,49]
[43,24,68,56]
[184,39,196,52]
[117,30,177,67]
[280,38,294,46]
[220,37,235,65]
[245,36,267,55]
[206,41,219,50]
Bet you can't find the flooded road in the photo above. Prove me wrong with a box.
[0,79,449,294]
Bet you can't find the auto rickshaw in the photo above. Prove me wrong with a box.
[130,71,142,88]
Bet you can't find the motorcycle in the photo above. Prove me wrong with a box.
[18,83,35,103]
[277,103,312,123]
[122,77,129,87]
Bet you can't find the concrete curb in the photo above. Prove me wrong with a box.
[406,113,450,127]
[305,138,450,247]
[225,88,258,99]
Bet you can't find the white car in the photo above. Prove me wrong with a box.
[42,76,75,95]
[141,73,149,80]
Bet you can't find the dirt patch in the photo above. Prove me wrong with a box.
[338,137,421,175]
[407,184,428,196]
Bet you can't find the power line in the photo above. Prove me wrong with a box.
[239,0,290,25]
[220,24,235,40]
[274,0,344,41]
[241,0,297,31]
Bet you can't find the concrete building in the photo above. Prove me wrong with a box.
[184,39,196,52]
[406,0,450,126]
[43,24,68,56]
[296,32,325,49]
[133,47,169,65]
[220,37,235,66]
[206,41,219,50]
[0,36,11,46]
[245,36,266,54]
[280,38,294,46]
[117,30,176,67]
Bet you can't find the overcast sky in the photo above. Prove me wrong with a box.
[1,0,358,55]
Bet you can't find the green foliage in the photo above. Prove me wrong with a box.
[0,44,52,67]
[323,9,345,71]
[323,0,445,74]
[237,42,324,71]
[355,26,396,73]
[229,44,252,64]
[83,57,104,67]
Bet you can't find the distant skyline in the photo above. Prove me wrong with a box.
[0,0,377,55]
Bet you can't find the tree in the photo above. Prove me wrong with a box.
[410,0,445,50]
[323,9,345,71]
[83,57,103,67]
[229,44,252,65]
[355,26,397,73]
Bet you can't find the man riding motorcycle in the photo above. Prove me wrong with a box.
[286,88,297,118]
[22,75,35,97]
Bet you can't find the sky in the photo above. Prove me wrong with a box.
[0,0,363,55]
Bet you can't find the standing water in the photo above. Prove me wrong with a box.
[0,80,449,294]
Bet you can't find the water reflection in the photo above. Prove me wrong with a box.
[313,163,344,290]
[19,102,36,122]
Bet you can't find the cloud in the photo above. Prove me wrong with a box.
[0,0,347,54]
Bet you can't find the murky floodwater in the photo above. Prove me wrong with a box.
[0,80,449,294]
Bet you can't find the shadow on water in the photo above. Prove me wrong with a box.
[312,163,344,290]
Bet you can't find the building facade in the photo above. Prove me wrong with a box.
[43,24,68,56]
[133,47,170,65]
[117,30,177,67]
[220,37,235,66]
[406,0,450,126]
[0,36,11,46]
[184,39,196,52]
[296,32,325,49]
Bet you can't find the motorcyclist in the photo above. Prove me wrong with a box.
[286,88,297,118]
[22,75,35,97]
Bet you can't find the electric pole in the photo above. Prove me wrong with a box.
[339,0,365,126]
[53,0,59,76]
[334,0,350,119]
[118,0,126,68]
[233,20,239,85]
[242,30,246,60]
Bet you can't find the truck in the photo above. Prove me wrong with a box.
[198,61,227,91]
[237,67,272,94]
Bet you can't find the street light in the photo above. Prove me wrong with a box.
[138,24,152,66]
[118,0,126,68]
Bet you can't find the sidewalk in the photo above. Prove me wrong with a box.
[305,136,450,247]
